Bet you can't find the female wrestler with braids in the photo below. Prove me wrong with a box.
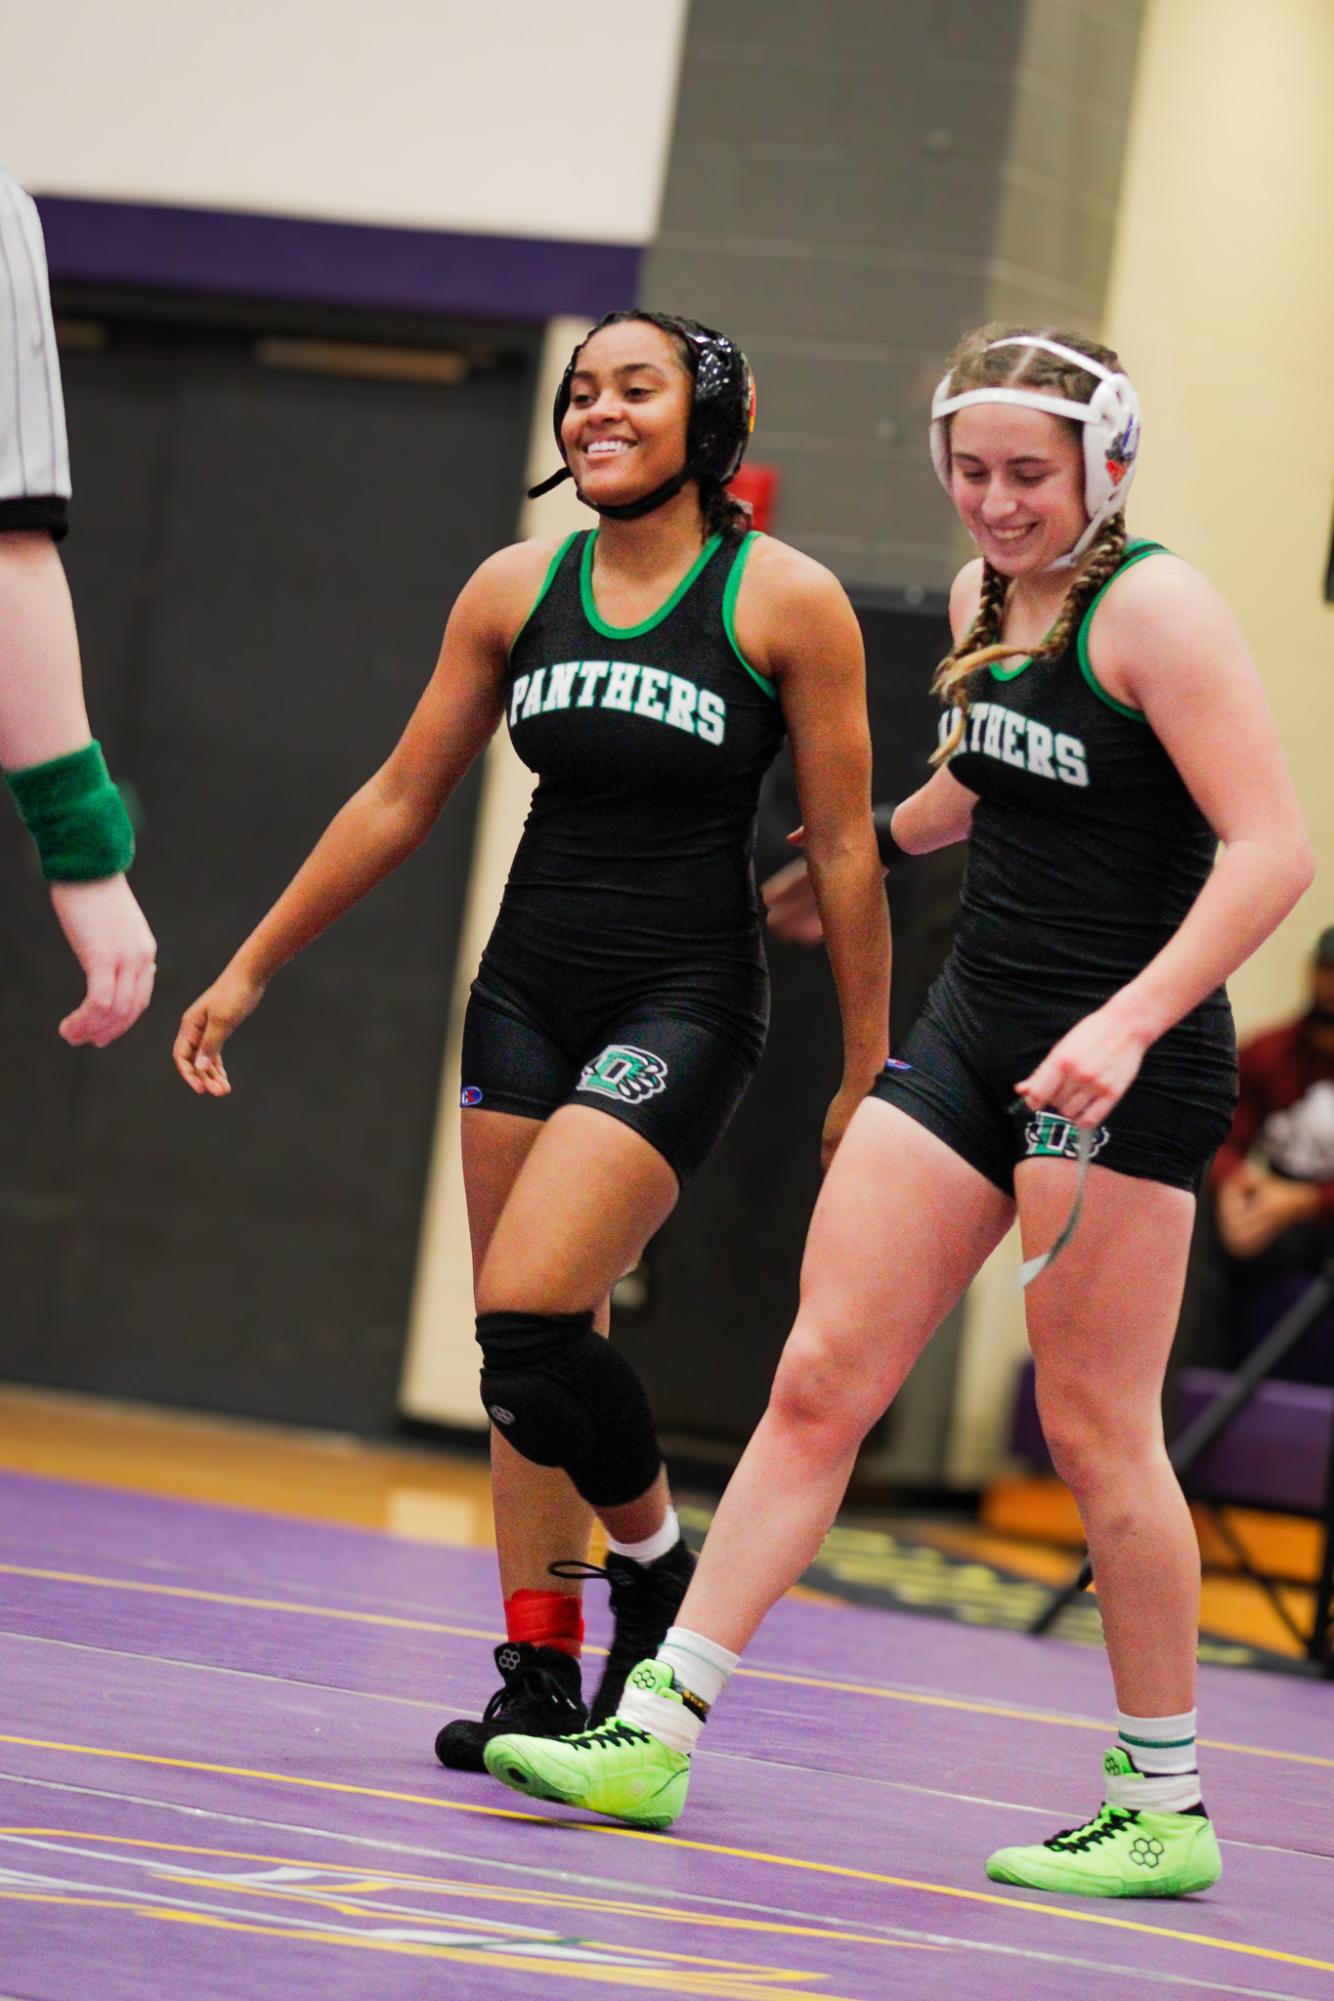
[173,310,888,1771]
[484,325,1314,1900]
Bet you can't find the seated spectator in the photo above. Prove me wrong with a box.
[1205,927,1334,1384]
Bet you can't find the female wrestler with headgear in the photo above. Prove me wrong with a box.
[172,311,889,1770]
[483,325,1313,1900]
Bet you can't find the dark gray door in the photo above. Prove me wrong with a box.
[1,315,535,1430]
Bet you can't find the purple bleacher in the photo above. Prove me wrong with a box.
[1009,1358,1333,1515]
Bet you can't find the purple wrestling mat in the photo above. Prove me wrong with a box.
[1,1469,1330,2000]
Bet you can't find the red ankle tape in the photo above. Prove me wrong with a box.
[505,1588,584,1657]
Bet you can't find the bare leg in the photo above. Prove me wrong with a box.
[475,1104,680,1543]
[678,1102,1014,1653]
[1019,1162,1199,1715]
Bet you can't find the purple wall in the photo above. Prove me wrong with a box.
[37,195,640,323]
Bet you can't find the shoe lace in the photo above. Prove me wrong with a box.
[560,1719,653,1753]
[481,1655,582,1728]
[1044,1805,1138,1853]
[549,1552,693,1727]
[552,1555,682,1663]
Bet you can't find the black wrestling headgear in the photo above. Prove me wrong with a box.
[527,311,756,521]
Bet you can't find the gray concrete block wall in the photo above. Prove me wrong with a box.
[642,0,1145,587]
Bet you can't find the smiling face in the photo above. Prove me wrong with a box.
[948,403,1086,576]
[560,320,694,510]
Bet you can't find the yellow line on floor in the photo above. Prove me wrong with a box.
[0,1827,938,1953]
[0,1562,502,1642]
[3,1562,1328,1769]
[0,1894,844,1999]
[730,1665,1334,1770]
[2,1736,1332,1976]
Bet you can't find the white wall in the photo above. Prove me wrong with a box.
[5,1,687,245]
[1100,0,1334,1037]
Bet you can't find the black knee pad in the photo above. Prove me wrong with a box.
[476,1309,661,1509]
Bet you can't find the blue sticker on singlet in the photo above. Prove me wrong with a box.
[883,1058,912,1072]
[460,1085,485,1107]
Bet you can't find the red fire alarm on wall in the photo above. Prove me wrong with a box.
[728,462,778,533]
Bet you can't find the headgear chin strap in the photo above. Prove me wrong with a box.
[929,335,1140,568]
[527,312,756,522]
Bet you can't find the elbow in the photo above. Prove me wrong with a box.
[394,799,437,859]
[370,767,440,856]
[804,820,878,872]
[1290,844,1317,911]
[1280,834,1317,911]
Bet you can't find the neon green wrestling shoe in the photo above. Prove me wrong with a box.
[986,1750,1222,1898]
[484,1658,691,1830]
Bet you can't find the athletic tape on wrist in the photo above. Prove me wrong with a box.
[4,740,136,881]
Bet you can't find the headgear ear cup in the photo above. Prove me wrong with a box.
[1081,371,1140,526]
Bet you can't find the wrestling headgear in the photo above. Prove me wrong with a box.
[527,311,757,522]
[929,335,1140,567]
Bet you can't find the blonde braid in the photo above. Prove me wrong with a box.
[930,518,1129,767]
[931,561,1010,762]
[1038,515,1127,661]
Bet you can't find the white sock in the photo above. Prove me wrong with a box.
[618,1626,739,1756]
[1110,1708,1202,1813]
[658,1626,738,1709]
[608,1505,679,1566]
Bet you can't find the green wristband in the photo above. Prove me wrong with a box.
[4,740,137,882]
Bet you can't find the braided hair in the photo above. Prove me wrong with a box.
[930,323,1131,766]
[700,474,752,544]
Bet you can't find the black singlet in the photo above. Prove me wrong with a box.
[481,526,786,1044]
[462,528,788,1182]
[872,539,1237,1193]
[943,539,1226,1026]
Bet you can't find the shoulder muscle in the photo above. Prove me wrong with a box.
[1087,552,1247,710]
[731,535,862,684]
[457,536,572,654]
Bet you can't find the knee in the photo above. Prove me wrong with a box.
[475,1251,570,1320]
[768,1322,880,1455]
[1037,1383,1162,1502]
[475,1308,659,1508]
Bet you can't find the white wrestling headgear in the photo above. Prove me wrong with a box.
[929,335,1141,568]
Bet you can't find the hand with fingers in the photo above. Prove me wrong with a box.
[48,876,157,1047]
[173,962,267,1097]
[1216,1163,1321,1260]
[761,826,824,945]
[1016,1001,1151,1129]
[764,821,894,949]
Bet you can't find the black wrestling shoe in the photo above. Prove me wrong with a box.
[581,1540,697,1727]
[434,1641,586,1773]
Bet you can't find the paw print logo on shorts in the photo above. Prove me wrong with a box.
[497,1645,522,1674]
[489,1405,515,1426]
[1130,1836,1165,1870]
[630,1663,659,1692]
